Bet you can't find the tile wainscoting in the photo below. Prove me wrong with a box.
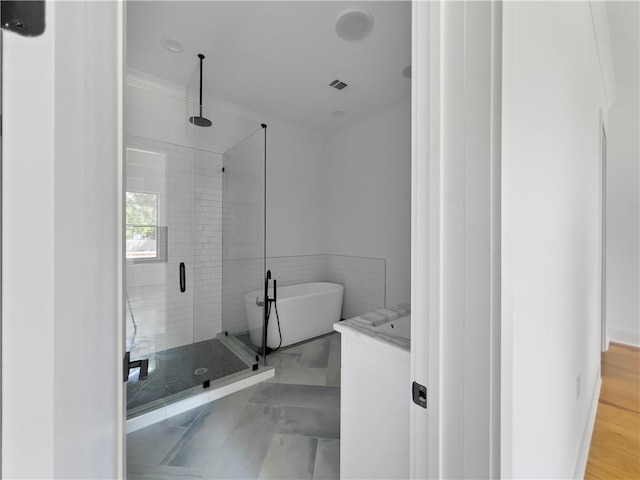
[222,254,386,334]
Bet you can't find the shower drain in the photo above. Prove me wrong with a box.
[194,367,208,375]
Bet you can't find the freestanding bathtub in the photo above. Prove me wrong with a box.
[244,282,344,348]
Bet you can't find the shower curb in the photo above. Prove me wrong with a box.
[126,366,274,433]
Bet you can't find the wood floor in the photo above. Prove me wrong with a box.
[585,343,640,480]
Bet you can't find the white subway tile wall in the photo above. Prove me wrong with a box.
[193,152,224,342]
[325,255,387,319]
[126,136,223,357]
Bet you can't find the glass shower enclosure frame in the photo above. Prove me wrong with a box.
[123,82,269,418]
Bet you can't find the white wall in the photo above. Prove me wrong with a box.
[3,1,122,477]
[265,120,327,257]
[193,150,225,343]
[127,70,328,261]
[606,1,640,347]
[502,2,606,478]
[2,6,56,477]
[126,73,329,339]
[127,72,412,338]
[325,101,412,307]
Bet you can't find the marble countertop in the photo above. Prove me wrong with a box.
[333,304,411,352]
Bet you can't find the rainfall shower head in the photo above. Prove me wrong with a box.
[189,53,212,128]
[190,115,212,127]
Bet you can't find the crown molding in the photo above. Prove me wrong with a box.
[126,68,196,102]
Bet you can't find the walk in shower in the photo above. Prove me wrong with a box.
[124,65,269,418]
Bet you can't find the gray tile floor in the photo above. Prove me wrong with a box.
[128,333,341,480]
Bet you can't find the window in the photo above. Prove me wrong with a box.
[126,191,167,262]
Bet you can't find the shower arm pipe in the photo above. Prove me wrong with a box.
[198,53,204,118]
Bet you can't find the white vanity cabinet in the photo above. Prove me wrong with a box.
[334,314,411,479]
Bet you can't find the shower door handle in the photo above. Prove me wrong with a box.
[179,262,186,293]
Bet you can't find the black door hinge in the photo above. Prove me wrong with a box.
[412,381,427,409]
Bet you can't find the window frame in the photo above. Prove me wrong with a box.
[125,190,167,264]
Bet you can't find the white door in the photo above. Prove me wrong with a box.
[2,2,125,477]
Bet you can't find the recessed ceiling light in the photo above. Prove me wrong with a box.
[336,10,374,42]
[402,65,412,79]
[332,110,346,118]
[161,36,185,53]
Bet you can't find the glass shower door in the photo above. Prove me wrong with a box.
[125,141,196,416]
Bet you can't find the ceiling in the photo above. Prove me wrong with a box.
[126,1,411,132]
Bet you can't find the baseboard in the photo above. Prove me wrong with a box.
[569,375,602,479]
[607,327,640,348]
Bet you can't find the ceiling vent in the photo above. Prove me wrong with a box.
[329,79,348,90]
